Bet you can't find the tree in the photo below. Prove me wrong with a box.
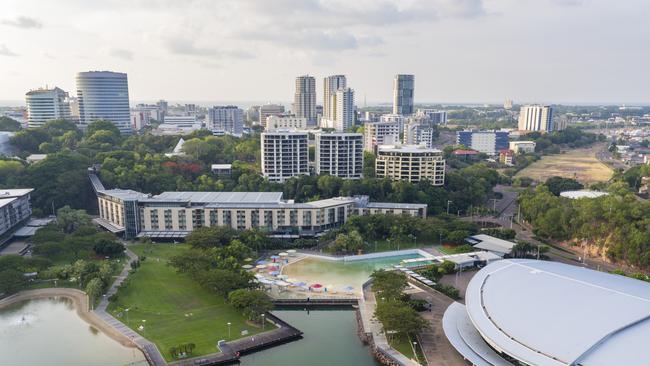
[0,116,20,131]
[86,120,121,138]
[185,226,237,249]
[197,269,255,297]
[56,206,92,233]
[371,270,408,300]
[85,277,104,305]
[375,300,427,339]
[544,176,584,196]
[93,236,125,257]
[228,289,273,321]
[0,269,27,295]
[332,230,363,254]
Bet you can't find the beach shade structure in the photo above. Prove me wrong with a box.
[286,278,297,283]
[277,274,289,280]
[256,260,268,265]
[269,271,280,276]
[244,258,253,262]
[293,281,307,287]
[343,285,354,294]
[242,264,254,270]
[287,249,297,256]
[254,274,265,279]
[267,265,279,271]
[256,264,267,270]
[311,283,323,290]
[279,252,289,257]
[270,255,280,259]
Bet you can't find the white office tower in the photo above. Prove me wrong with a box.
[403,120,435,148]
[261,131,309,183]
[363,121,400,152]
[259,104,285,128]
[323,75,347,120]
[76,71,131,134]
[376,145,445,185]
[380,113,408,131]
[415,109,447,125]
[293,75,316,125]
[265,115,307,131]
[335,87,355,131]
[518,105,553,132]
[208,106,244,136]
[315,132,363,179]
[392,74,414,115]
[25,87,71,128]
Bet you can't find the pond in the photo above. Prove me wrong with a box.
[0,297,146,366]
[240,309,380,366]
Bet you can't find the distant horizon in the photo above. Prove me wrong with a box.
[2,99,650,110]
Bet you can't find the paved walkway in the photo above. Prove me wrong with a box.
[360,285,420,366]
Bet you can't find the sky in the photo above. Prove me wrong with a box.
[1,0,649,105]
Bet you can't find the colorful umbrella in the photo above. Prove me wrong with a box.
[311,283,323,288]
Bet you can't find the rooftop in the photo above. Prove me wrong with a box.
[152,191,284,204]
[560,190,609,199]
[377,144,442,154]
[0,189,34,199]
[465,259,650,366]
[466,234,516,255]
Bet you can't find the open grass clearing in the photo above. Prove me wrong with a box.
[515,146,613,184]
[107,244,261,361]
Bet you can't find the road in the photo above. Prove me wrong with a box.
[596,148,628,171]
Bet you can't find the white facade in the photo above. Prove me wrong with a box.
[323,75,347,121]
[518,105,553,132]
[415,109,447,125]
[261,131,309,183]
[130,110,150,131]
[509,141,536,154]
[163,115,198,127]
[293,75,316,125]
[335,87,355,131]
[25,87,71,128]
[364,121,400,152]
[403,119,436,148]
[0,189,33,236]
[315,132,363,179]
[208,106,244,136]
[259,104,285,128]
[76,71,132,134]
[265,115,307,131]
[376,145,445,185]
[393,74,415,115]
[380,113,407,131]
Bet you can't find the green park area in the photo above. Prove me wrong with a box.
[107,244,262,361]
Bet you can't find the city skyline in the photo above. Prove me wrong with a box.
[1,0,650,105]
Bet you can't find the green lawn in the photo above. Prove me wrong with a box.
[107,244,261,361]
[363,239,433,253]
[389,333,425,364]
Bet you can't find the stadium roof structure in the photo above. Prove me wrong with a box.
[447,259,650,366]
[466,234,516,257]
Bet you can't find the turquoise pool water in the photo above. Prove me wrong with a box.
[282,253,422,291]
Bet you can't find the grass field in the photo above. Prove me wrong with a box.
[515,146,613,184]
[107,244,261,361]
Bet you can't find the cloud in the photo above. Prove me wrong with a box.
[1,16,42,29]
[164,37,255,60]
[110,48,134,60]
[0,44,18,57]
[550,0,585,5]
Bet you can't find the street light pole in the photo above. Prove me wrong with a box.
[261,314,265,331]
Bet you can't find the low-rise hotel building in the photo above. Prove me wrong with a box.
[375,145,445,185]
[93,177,427,239]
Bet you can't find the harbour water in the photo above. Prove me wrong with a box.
[0,297,146,366]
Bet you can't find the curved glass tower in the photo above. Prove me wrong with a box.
[76,71,131,134]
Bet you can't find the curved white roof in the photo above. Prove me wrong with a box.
[465,259,650,366]
[559,190,609,199]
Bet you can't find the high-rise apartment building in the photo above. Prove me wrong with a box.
[265,115,307,131]
[293,75,316,125]
[259,104,285,128]
[403,119,436,148]
[0,189,33,237]
[76,71,131,134]
[323,75,347,120]
[392,74,415,115]
[456,130,509,156]
[261,131,309,183]
[335,87,355,131]
[518,105,553,132]
[376,145,445,185]
[315,132,363,179]
[208,106,244,136]
[363,121,401,152]
[25,87,71,128]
